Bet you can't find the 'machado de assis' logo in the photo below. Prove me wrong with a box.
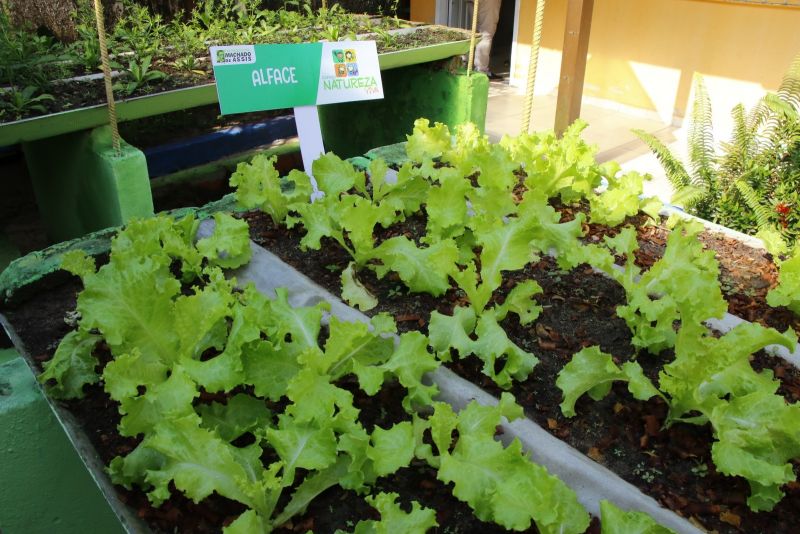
[213,46,255,65]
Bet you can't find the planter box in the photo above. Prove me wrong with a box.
[0,27,475,148]
[2,141,799,533]
[0,223,701,534]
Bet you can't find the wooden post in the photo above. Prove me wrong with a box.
[554,0,594,136]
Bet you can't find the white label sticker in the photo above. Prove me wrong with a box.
[316,41,384,105]
[210,45,257,66]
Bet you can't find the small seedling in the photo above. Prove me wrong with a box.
[112,56,168,97]
[0,86,54,119]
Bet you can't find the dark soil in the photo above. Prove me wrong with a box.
[1,274,585,534]
[557,200,800,335]
[3,198,799,533]
[238,210,800,534]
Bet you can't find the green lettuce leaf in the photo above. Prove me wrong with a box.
[767,250,800,314]
[557,346,660,418]
[599,500,676,534]
[229,154,311,224]
[341,262,378,311]
[197,393,273,442]
[406,118,451,162]
[590,171,650,227]
[494,280,543,325]
[343,492,438,534]
[196,212,252,269]
[39,329,102,399]
[367,422,415,477]
[312,152,359,198]
[432,395,590,533]
[710,392,800,511]
[371,236,458,296]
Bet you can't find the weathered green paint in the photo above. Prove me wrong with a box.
[0,347,17,364]
[0,36,471,147]
[318,67,489,158]
[0,352,123,534]
[22,126,154,243]
[364,142,409,167]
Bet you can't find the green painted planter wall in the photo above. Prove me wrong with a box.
[0,349,123,534]
[22,126,154,243]
[319,66,489,158]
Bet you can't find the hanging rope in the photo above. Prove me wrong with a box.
[521,0,546,133]
[466,0,481,75]
[93,0,121,154]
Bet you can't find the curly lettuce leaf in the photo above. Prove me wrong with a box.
[617,221,727,352]
[432,395,590,533]
[710,392,800,511]
[494,280,543,326]
[590,171,651,227]
[60,249,96,279]
[556,346,660,418]
[599,500,675,534]
[428,306,537,388]
[371,236,458,296]
[341,262,378,311]
[406,118,451,162]
[38,329,102,399]
[196,212,252,269]
[110,413,281,518]
[229,154,311,224]
[342,492,438,534]
[767,250,800,314]
[197,393,273,442]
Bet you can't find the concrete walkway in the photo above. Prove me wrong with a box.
[485,80,688,203]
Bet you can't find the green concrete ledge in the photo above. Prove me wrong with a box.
[0,349,123,534]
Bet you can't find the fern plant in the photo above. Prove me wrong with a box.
[635,55,800,251]
[634,74,718,220]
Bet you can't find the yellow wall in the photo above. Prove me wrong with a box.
[512,0,800,124]
[410,2,435,23]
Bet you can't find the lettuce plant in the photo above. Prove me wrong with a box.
[42,212,595,533]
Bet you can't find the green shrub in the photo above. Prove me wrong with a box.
[635,54,800,253]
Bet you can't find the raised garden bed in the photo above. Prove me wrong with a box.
[0,19,471,146]
[2,121,799,533]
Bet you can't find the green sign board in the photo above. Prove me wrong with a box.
[210,42,384,115]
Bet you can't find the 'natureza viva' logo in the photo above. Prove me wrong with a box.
[323,47,379,92]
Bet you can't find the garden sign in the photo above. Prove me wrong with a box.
[211,41,384,176]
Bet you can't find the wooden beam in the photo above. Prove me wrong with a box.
[554,0,594,136]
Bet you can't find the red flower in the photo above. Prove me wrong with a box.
[775,202,791,215]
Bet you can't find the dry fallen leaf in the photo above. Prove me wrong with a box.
[719,510,741,528]
[587,447,603,462]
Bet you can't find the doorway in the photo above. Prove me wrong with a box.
[435,0,517,79]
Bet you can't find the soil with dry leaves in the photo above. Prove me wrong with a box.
[240,209,800,534]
